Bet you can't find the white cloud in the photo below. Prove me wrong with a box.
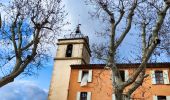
[0,80,48,100]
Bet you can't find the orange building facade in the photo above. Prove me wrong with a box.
[68,63,170,100]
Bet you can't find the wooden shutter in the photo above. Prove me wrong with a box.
[88,70,92,82]
[153,95,157,100]
[112,94,116,100]
[80,73,88,86]
[166,96,170,100]
[151,70,156,84]
[78,70,82,82]
[76,92,80,100]
[125,70,129,81]
[163,70,169,84]
[87,92,91,100]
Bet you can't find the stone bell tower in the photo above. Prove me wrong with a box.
[48,24,91,100]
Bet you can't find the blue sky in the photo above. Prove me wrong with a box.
[0,0,98,99]
[0,80,48,100]
[0,0,169,99]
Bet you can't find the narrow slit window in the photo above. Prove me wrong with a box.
[65,44,73,57]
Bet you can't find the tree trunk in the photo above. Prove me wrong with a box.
[115,90,131,100]
[115,89,123,100]
[123,96,131,100]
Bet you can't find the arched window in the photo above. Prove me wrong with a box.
[65,44,73,57]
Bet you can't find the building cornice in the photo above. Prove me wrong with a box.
[54,57,87,64]
[70,63,170,69]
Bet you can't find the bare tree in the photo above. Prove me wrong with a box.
[87,0,170,99]
[0,0,67,87]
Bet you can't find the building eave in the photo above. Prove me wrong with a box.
[70,62,170,69]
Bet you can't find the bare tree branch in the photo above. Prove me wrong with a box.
[122,4,170,88]
[88,0,170,99]
[0,0,67,87]
[115,0,137,49]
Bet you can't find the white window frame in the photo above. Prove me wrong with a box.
[163,70,170,84]
[77,92,91,100]
[119,70,129,82]
[112,94,115,100]
[153,95,170,100]
[151,70,156,84]
[151,70,169,84]
[80,72,89,86]
[78,70,93,83]
[125,70,129,81]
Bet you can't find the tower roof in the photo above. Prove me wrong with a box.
[64,24,88,40]
[59,24,91,56]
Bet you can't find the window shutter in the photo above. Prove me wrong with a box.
[163,70,169,84]
[112,94,116,100]
[87,92,91,100]
[80,73,88,86]
[125,70,129,81]
[76,92,80,100]
[151,70,156,84]
[78,70,82,82]
[153,96,157,100]
[166,96,170,99]
[88,70,92,82]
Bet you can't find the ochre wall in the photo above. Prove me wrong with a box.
[68,69,113,100]
[48,60,81,100]
[131,68,170,99]
[48,38,91,100]
[68,67,170,100]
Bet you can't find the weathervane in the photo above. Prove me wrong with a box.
[64,23,84,39]
[75,24,81,34]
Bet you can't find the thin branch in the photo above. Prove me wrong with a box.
[10,12,20,56]
[21,40,34,51]
[98,1,115,22]
[115,0,137,49]
[114,0,124,28]
[18,19,23,51]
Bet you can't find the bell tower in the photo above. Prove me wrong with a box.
[48,24,91,100]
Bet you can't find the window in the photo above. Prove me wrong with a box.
[120,70,125,82]
[77,92,91,100]
[65,44,73,57]
[119,70,128,82]
[157,96,166,100]
[151,70,169,84]
[155,71,164,84]
[80,92,87,100]
[81,71,89,86]
[78,70,92,86]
